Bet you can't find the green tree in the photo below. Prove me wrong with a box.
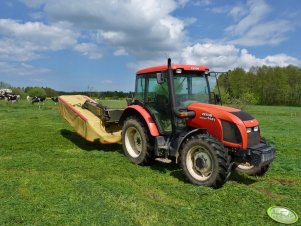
[0,81,12,88]
[11,87,27,99]
[43,87,58,97]
[27,87,47,97]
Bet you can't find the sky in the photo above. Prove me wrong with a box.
[0,0,300,92]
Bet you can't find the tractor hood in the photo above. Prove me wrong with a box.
[187,102,258,127]
[187,102,259,149]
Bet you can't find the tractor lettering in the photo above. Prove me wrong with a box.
[200,112,215,121]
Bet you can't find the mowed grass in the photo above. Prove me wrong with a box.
[0,100,300,225]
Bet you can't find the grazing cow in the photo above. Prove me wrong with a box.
[0,89,12,95]
[32,96,46,104]
[0,92,19,102]
[6,93,19,102]
[51,96,58,103]
[26,95,31,102]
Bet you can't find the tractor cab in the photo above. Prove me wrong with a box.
[134,62,221,134]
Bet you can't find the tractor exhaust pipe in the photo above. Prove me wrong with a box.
[167,58,195,122]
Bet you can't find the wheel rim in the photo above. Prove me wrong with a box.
[237,162,254,170]
[124,126,142,158]
[186,146,213,181]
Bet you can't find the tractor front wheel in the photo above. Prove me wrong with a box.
[235,137,272,176]
[235,162,271,176]
[122,117,154,165]
[181,134,231,188]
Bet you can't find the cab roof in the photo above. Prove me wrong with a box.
[136,64,209,75]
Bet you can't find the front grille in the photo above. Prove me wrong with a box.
[221,120,242,144]
[248,131,260,147]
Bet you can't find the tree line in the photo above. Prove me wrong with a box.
[219,65,301,106]
[0,82,130,99]
[1,65,301,105]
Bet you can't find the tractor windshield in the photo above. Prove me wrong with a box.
[173,72,209,107]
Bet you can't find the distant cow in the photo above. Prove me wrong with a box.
[32,96,46,104]
[51,96,58,103]
[6,93,20,102]
[0,89,12,95]
[0,92,19,102]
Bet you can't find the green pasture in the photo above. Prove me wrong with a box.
[0,100,300,225]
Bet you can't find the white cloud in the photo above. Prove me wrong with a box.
[229,5,248,20]
[0,19,77,50]
[0,39,40,61]
[180,43,301,71]
[114,48,128,56]
[0,19,78,61]
[176,0,190,7]
[0,61,50,76]
[39,0,187,59]
[74,43,103,59]
[10,0,301,76]
[230,20,294,46]
[225,0,295,46]
[20,0,45,8]
[262,54,301,67]
[192,0,213,7]
[225,0,270,36]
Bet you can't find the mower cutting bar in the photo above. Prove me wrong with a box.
[82,100,124,125]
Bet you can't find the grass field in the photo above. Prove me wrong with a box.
[0,100,300,225]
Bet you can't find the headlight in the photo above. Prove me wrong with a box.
[247,126,259,133]
[221,120,242,144]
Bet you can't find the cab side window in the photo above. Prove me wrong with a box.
[135,77,145,103]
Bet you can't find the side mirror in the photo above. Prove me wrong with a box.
[156,72,164,84]
[126,92,134,106]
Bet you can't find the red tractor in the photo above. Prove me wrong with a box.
[119,58,275,188]
[59,58,276,188]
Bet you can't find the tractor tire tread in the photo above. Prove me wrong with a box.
[122,116,154,165]
[181,134,231,188]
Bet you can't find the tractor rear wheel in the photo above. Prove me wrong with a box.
[180,134,231,188]
[122,117,154,165]
[235,162,271,176]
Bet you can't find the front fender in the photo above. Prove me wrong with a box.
[170,129,205,157]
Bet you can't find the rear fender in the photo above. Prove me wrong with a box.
[120,105,160,137]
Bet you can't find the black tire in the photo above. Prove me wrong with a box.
[180,134,231,188]
[235,162,271,176]
[122,117,154,165]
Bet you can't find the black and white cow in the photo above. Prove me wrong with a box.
[32,96,46,104]
[51,96,58,103]
[0,92,20,102]
[6,93,20,102]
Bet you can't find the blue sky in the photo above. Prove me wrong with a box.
[0,0,300,91]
